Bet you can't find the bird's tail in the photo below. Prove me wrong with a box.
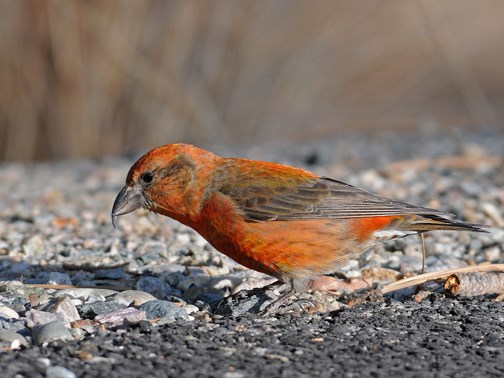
[401,214,490,233]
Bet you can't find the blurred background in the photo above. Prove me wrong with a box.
[0,0,503,162]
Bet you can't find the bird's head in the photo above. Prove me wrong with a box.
[111,143,217,227]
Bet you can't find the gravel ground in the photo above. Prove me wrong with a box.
[0,129,503,377]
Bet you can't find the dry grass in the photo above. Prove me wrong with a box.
[1,0,503,161]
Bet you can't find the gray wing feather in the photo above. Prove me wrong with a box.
[222,176,447,222]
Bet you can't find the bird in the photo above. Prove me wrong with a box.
[112,143,488,310]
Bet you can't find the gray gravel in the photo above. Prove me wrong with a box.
[0,129,503,377]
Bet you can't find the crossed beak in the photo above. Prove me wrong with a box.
[111,185,144,228]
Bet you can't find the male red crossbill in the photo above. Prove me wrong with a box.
[112,144,487,308]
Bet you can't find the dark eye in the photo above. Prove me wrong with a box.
[141,172,154,184]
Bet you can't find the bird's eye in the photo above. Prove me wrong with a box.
[141,172,154,184]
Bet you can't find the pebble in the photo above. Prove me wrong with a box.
[177,275,212,292]
[70,327,86,341]
[36,357,52,368]
[1,281,49,303]
[48,296,81,323]
[136,276,173,298]
[0,305,20,319]
[54,288,118,301]
[113,290,157,306]
[223,372,245,378]
[32,320,74,345]
[93,268,128,280]
[403,244,422,257]
[482,202,504,227]
[182,286,225,305]
[484,246,501,261]
[7,262,32,275]
[46,366,76,378]
[46,272,73,285]
[21,234,47,257]
[26,310,67,328]
[94,308,146,325]
[71,319,95,333]
[0,329,29,348]
[182,304,199,315]
[79,301,127,317]
[139,300,190,322]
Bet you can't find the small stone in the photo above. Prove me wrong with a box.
[48,296,81,323]
[176,233,191,244]
[21,234,46,257]
[177,276,212,292]
[85,292,111,305]
[138,241,167,264]
[182,286,225,304]
[0,305,20,319]
[79,301,127,317]
[0,317,29,335]
[265,353,289,363]
[54,288,118,301]
[468,239,483,253]
[0,281,49,303]
[70,327,85,341]
[361,267,402,282]
[133,216,157,234]
[46,366,76,378]
[32,320,74,345]
[37,357,52,368]
[71,319,95,333]
[7,262,31,275]
[46,272,73,285]
[404,244,422,257]
[203,266,231,276]
[136,276,172,298]
[0,329,29,348]
[114,290,157,307]
[51,216,78,229]
[93,268,127,280]
[482,202,504,227]
[484,246,501,261]
[71,270,92,283]
[26,309,67,328]
[223,373,245,378]
[139,300,189,322]
[94,308,146,325]
[209,278,234,290]
[181,304,199,315]
[460,182,482,197]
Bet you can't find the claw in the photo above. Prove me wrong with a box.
[259,288,296,316]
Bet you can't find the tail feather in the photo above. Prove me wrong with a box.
[403,214,490,233]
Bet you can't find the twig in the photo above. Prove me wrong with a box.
[382,264,504,294]
[25,284,133,291]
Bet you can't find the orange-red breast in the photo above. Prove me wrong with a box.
[112,144,488,299]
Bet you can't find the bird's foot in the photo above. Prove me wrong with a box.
[279,298,317,314]
[259,288,296,316]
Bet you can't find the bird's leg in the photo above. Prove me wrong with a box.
[420,232,426,274]
[261,280,284,293]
